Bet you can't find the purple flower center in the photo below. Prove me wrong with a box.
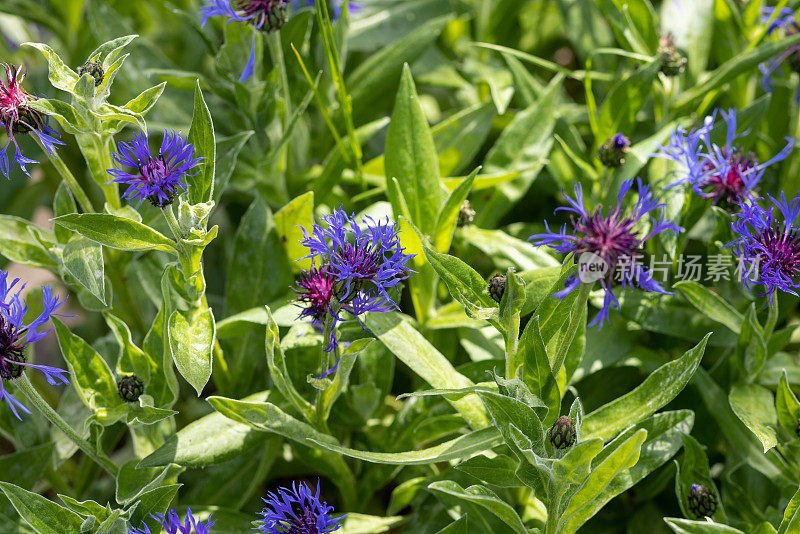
[700,148,757,205]
[758,226,800,277]
[0,315,25,380]
[573,208,641,280]
[285,504,318,533]
[236,0,287,28]
[295,267,334,321]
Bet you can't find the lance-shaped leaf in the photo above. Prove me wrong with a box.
[186,81,215,204]
[0,482,86,534]
[168,305,215,395]
[582,334,709,441]
[62,235,106,304]
[54,214,176,252]
[729,384,778,453]
[427,481,527,534]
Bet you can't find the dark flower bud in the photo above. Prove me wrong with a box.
[549,415,577,450]
[78,60,104,87]
[117,375,144,403]
[488,273,506,303]
[658,34,687,77]
[263,1,289,32]
[457,200,475,227]
[0,351,25,380]
[597,134,631,168]
[687,483,717,518]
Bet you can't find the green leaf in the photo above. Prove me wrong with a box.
[461,226,560,271]
[557,429,647,533]
[168,305,215,395]
[52,318,127,425]
[779,486,800,534]
[127,484,181,528]
[729,384,778,453]
[364,311,488,429]
[776,370,800,438]
[0,216,57,268]
[311,426,501,464]
[427,481,527,534]
[674,32,800,109]
[22,42,79,94]
[664,518,745,534]
[596,58,663,141]
[433,168,476,254]
[583,334,710,441]
[738,305,767,380]
[53,214,176,252]
[385,64,445,235]
[434,516,469,534]
[186,81,215,204]
[347,15,452,120]
[207,396,356,505]
[139,391,270,468]
[274,191,314,271]
[519,317,561,419]
[456,454,522,488]
[62,235,106,305]
[263,306,314,421]
[339,514,405,534]
[0,482,85,534]
[674,281,743,334]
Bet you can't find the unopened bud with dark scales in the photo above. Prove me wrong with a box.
[597,133,631,168]
[687,483,717,518]
[658,34,687,77]
[78,60,104,87]
[457,200,475,227]
[488,273,506,303]
[117,375,144,403]
[549,415,577,450]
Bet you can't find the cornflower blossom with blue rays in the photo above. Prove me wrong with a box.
[106,129,203,207]
[298,209,412,360]
[0,64,64,178]
[727,192,800,305]
[0,270,70,419]
[200,0,289,82]
[129,508,214,534]
[759,7,800,93]
[529,178,681,327]
[653,109,793,205]
[257,481,344,534]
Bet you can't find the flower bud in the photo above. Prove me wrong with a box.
[597,134,631,168]
[687,483,717,518]
[488,273,506,303]
[457,200,475,227]
[549,415,577,450]
[78,60,104,87]
[658,34,687,77]
[0,351,25,380]
[117,375,144,403]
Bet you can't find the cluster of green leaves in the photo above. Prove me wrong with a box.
[2,0,800,533]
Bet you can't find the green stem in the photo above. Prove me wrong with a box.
[161,204,185,246]
[17,374,119,477]
[38,139,94,213]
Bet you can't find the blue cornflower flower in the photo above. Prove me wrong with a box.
[129,508,214,534]
[0,64,64,178]
[257,481,344,534]
[727,192,800,305]
[758,7,800,97]
[0,270,70,419]
[653,109,793,205]
[530,178,681,327]
[200,0,289,82]
[106,129,203,207]
[297,209,412,366]
[291,0,363,20]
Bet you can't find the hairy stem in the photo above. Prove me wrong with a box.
[17,374,119,477]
